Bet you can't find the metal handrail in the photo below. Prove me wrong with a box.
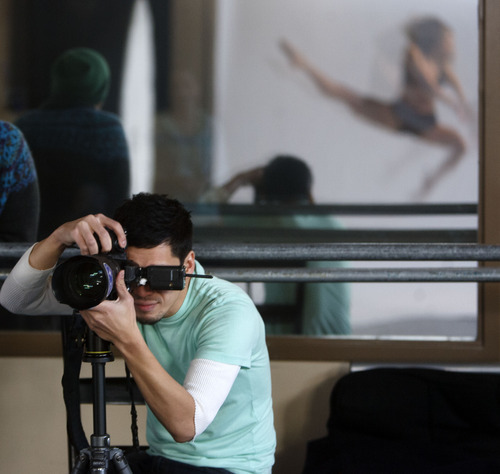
[189,202,478,216]
[0,242,499,261]
[194,242,500,261]
[1,241,500,283]
[205,266,498,283]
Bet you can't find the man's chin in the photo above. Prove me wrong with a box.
[136,312,164,325]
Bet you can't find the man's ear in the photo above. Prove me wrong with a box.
[184,250,196,273]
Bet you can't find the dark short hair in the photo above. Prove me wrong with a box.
[256,155,313,203]
[114,193,193,261]
[406,17,449,56]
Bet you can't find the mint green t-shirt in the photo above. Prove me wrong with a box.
[139,261,276,473]
[223,213,351,336]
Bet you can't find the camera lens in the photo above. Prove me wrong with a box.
[53,256,115,310]
[67,260,107,297]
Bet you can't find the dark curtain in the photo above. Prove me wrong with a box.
[7,0,171,114]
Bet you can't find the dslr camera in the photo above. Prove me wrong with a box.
[52,230,210,310]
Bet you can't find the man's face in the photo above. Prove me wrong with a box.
[126,244,195,325]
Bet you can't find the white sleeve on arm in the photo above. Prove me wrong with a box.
[0,245,69,315]
[184,358,240,439]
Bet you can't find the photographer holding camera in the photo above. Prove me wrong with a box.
[0,193,276,474]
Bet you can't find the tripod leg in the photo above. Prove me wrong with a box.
[110,448,134,473]
[71,445,132,474]
[71,449,90,474]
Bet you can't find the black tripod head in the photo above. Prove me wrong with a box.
[83,329,114,364]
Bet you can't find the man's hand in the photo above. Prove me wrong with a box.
[53,214,127,255]
[29,214,127,271]
[80,270,141,349]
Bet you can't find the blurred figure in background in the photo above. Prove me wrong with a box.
[204,155,351,336]
[16,47,130,239]
[281,16,472,198]
[154,70,213,203]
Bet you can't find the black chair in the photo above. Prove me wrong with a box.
[303,367,500,473]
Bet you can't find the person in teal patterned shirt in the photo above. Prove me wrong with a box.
[0,120,39,241]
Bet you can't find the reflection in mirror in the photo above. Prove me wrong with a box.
[0,0,480,343]
[210,0,478,204]
[192,0,479,339]
[153,70,214,202]
[14,47,131,241]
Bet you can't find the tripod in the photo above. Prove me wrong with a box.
[71,329,133,474]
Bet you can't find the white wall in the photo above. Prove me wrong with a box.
[121,0,155,195]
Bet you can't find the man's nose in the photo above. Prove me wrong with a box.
[133,283,152,296]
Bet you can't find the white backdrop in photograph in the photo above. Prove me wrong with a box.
[213,0,479,204]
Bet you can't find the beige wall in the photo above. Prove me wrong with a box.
[0,357,349,474]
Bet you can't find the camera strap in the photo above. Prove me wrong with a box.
[61,312,89,452]
[125,363,141,451]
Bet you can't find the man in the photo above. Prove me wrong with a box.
[202,155,351,336]
[15,47,130,240]
[253,156,351,335]
[0,193,276,473]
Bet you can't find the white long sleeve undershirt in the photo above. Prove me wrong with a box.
[184,358,240,438]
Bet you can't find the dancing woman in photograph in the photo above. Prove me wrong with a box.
[281,16,472,197]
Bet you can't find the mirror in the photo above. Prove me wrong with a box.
[188,0,480,341]
[0,0,485,349]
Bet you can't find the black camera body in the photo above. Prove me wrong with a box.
[52,231,208,311]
